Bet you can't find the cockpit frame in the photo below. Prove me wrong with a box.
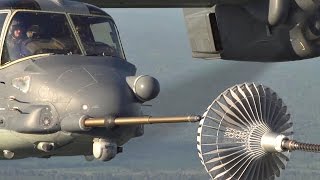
[0,8,126,68]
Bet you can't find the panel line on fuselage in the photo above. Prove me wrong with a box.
[0,53,50,69]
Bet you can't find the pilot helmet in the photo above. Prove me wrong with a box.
[9,19,25,39]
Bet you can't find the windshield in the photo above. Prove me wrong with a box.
[2,11,81,64]
[71,15,124,59]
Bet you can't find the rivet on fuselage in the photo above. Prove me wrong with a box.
[82,104,89,111]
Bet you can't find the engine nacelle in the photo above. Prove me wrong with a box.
[183,0,320,62]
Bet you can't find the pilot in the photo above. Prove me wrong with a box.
[5,20,27,60]
[26,25,40,39]
[75,24,94,43]
[75,24,117,56]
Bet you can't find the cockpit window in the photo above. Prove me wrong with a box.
[1,11,81,64]
[0,13,7,35]
[71,15,125,59]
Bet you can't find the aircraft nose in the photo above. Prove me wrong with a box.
[57,67,140,117]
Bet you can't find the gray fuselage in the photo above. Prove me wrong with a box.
[0,55,144,159]
[0,0,145,159]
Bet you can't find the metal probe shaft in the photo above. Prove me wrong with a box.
[84,115,202,127]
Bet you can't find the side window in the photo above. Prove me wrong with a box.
[0,13,7,33]
[91,23,115,48]
[0,13,7,64]
[71,15,125,59]
[0,13,8,65]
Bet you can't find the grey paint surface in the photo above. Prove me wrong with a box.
[0,55,143,159]
[0,0,95,15]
